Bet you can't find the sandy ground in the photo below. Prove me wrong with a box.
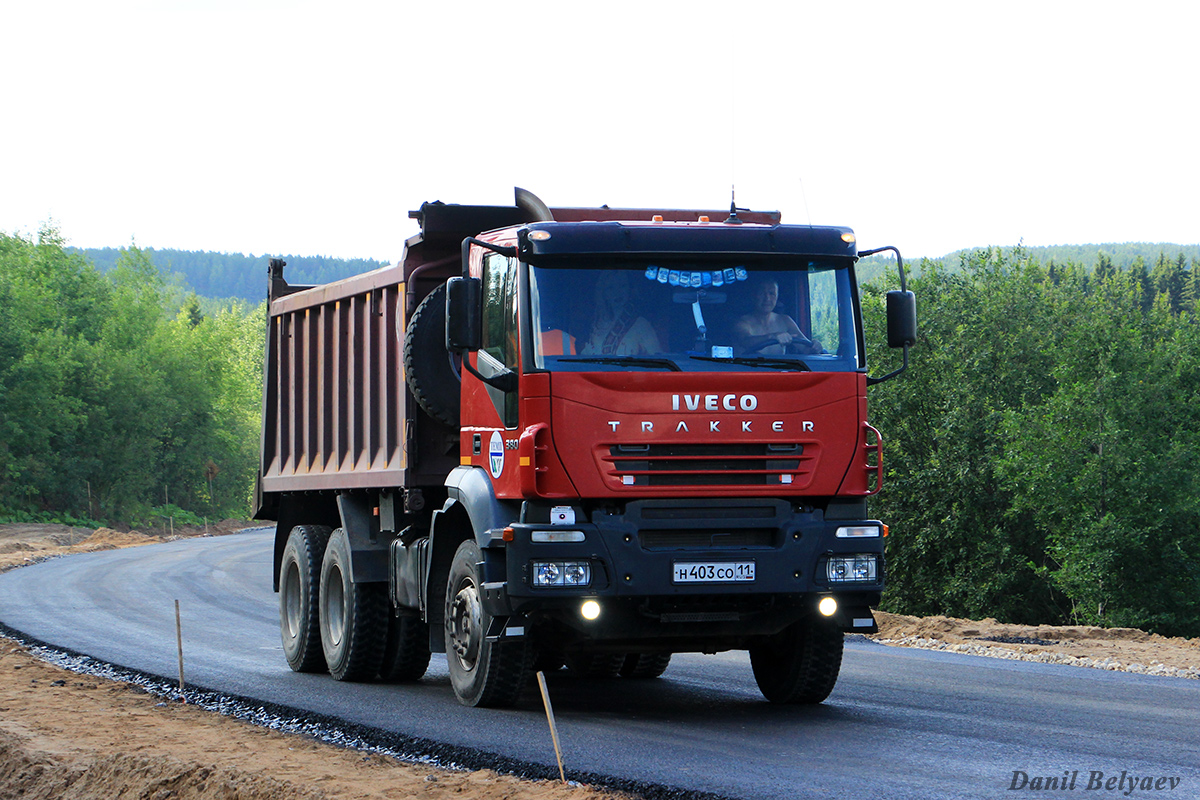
[1,522,1198,798]
[871,611,1200,679]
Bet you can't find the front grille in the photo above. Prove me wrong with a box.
[640,529,776,550]
[605,442,807,487]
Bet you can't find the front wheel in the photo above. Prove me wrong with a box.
[445,540,531,707]
[749,619,844,704]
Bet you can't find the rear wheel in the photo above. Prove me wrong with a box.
[564,652,624,678]
[381,613,431,682]
[445,540,531,707]
[279,525,331,673]
[749,619,844,704]
[319,528,387,681]
[619,653,672,679]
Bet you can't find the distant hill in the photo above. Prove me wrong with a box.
[931,242,1200,272]
[72,247,388,303]
[73,243,1198,301]
[859,242,1200,287]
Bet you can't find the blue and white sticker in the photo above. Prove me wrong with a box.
[489,431,504,478]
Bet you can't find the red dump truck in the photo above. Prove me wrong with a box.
[254,188,916,707]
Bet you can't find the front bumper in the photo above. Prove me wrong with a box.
[484,498,884,639]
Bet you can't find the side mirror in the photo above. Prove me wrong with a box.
[445,276,481,351]
[886,290,917,349]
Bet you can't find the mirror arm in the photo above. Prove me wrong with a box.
[461,237,517,277]
[859,246,907,292]
[861,245,914,385]
[866,345,908,386]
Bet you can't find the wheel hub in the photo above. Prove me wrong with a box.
[449,583,483,671]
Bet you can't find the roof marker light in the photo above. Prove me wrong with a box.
[652,215,664,223]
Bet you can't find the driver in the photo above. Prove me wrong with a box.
[735,278,822,355]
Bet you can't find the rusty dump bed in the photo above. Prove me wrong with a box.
[256,196,783,511]
[260,267,408,494]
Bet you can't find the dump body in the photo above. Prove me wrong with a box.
[256,192,913,707]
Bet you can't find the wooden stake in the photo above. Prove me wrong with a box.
[536,671,566,782]
[175,599,187,703]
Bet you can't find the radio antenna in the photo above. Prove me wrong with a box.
[725,185,745,224]
[799,176,813,227]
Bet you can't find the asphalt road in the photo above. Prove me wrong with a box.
[1,530,1198,800]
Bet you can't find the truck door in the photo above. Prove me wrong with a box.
[460,250,525,496]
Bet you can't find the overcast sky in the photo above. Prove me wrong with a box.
[3,1,1196,262]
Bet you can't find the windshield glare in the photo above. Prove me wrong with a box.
[528,258,861,373]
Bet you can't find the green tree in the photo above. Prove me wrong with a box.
[865,248,1066,624]
[1151,251,1186,315]
[999,280,1200,635]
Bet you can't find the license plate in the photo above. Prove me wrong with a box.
[673,561,755,583]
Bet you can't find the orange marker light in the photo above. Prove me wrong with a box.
[503,527,515,542]
[652,215,664,223]
[698,215,710,223]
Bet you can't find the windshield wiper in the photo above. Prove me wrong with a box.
[558,356,683,372]
[689,355,811,372]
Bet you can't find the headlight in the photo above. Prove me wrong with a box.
[532,560,592,588]
[826,554,878,583]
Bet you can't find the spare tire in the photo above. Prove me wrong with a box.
[403,282,460,428]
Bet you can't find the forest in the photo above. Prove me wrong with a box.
[0,230,265,528]
[4,230,1200,636]
[864,246,1200,637]
[74,246,387,303]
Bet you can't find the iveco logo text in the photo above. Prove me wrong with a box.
[672,394,758,411]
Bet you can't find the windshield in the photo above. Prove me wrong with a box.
[527,257,861,373]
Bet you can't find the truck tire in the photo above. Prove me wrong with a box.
[319,528,387,681]
[749,619,844,704]
[404,282,460,428]
[564,652,624,678]
[445,540,532,707]
[279,525,331,673]
[619,653,672,679]
[533,649,565,674]
[380,613,431,682]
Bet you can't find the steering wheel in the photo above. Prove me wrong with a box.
[743,335,823,356]
[743,335,797,355]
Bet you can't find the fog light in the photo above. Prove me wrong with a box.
[581,600,601,620]
[818,597,838,616]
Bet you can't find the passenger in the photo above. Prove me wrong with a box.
[580,271,661,355]
[735,278,822,355]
